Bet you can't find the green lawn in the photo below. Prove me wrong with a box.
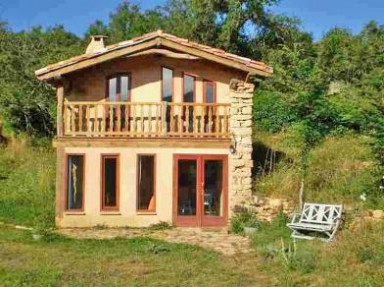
[0,226,270,287]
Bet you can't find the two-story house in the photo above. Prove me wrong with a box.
[35,30,272,228]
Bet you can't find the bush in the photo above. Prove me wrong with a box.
[229,206,260,234]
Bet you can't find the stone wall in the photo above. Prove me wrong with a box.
[229,79,254,210]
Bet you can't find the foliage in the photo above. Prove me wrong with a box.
[0,140,56,228]
[230,206,260,234]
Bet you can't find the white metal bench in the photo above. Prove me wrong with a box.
[287,203,343,242]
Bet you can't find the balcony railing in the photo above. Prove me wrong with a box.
[62,101,231,138]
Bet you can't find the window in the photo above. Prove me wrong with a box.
[204,80,216,103]
[101,155,119,210]
[107,74,130,102]
[162,67,173,102]
[66,155,85,211]
[137,155,156,211]
[183,74,195,103]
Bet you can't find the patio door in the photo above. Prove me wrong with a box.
[173,155,228,227]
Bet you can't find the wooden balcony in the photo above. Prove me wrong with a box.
[60,101,231,138]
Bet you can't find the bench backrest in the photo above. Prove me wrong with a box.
[299,203,343,225]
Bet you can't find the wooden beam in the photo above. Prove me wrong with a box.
[126,48,201,60]
[56,85,64,137]
[53,137,231,149]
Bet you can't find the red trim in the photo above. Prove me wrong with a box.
[173,154,228,227]
[64,153,86,212]
[100,154,120,211]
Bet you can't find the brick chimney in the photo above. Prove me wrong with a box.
[86,35,107,54]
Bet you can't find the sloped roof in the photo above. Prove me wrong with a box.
[35,30,273,80]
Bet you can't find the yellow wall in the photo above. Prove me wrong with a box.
[66,55,245,103]
[59,146,230,228]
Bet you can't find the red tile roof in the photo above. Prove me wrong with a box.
[35,30,272,80]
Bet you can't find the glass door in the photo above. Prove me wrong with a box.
[201,156,228,227]
[173,155,201,227]
[173,155,227,227]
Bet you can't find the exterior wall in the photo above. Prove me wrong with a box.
[228,80,255,214]
[57,146,230,228]
[55,55,255,228]
[65,55,245,104]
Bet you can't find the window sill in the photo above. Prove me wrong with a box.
[65,211,86,215]
[100,211,121,215]
[136,211,157,215]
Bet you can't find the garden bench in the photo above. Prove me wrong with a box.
[287,203,343,242]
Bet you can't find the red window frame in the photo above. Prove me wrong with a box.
[100,154,120,211]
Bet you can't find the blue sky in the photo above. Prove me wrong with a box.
[1,0,383,40]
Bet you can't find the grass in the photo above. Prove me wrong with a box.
[250,212,384,287]
[0,139,55,229]
[0,226,270,287]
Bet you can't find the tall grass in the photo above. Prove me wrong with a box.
[254,131,379,208]
[0,138,55,228]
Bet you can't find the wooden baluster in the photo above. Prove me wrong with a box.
[86,105,90,136]
[201,105,206,134]
[71,105,76,135]
[132,104,137,136]
[148,104,152,136]
[170,104,174,133]
[155,104,159,135]
[109,104,114,133]
[140,105,144,135]
[185,105,190,134]
[215,106,220,135]
[224,106,228,135]
[125,103,129,132]
[63,103,68,135]
[117,103,121,133]
[79,105,83,133]
[193,105,198,137]
[178,106,183,134]
[208,106,213,133]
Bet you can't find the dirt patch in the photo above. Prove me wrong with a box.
[58,227,252,256]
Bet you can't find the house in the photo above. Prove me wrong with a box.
[35,30,272,228]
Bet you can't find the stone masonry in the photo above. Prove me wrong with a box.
[229,79,255,211]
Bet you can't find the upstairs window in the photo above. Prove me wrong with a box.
[162,67,173,102]
[107,74,130,102]
[203,80,216,103]
[183,74,195,103]
[66,155,85,211]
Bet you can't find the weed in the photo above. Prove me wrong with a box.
[148,221,174,230]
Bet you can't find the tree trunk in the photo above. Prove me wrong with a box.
[299,177,305,211]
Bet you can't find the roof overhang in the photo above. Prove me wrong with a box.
[35,31,273,81]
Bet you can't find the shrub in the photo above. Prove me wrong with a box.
[229,206,260,234]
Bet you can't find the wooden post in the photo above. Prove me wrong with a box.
[56,85,64,137]
[161,101,168,136]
